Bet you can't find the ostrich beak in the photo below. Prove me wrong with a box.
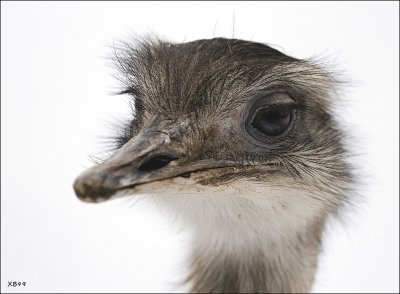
[73,118,190,203]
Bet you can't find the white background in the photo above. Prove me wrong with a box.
[1,2,399,293]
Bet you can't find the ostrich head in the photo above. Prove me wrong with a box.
[74,38,352,293]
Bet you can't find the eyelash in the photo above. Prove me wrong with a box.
[256,103,303,112]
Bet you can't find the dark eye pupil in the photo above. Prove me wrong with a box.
[251,107,291,136]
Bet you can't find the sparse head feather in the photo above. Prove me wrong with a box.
[113,38,337,115]
[111,37,352,214]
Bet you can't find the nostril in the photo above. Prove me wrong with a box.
[138,155,176,172]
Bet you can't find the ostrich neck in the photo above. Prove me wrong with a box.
[150,180,330,293]
[187,218,324,293]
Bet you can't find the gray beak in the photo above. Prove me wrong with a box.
[73,118,188,203]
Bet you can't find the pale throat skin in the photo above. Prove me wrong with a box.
[73,37,352,293]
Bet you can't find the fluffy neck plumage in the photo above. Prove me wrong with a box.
[188,218,324,293]
[148,178,331,293]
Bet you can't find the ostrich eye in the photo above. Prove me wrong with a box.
[251,106,292,136]
[244,93,297,143]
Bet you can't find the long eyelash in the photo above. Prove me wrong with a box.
[118,89,133,95]
[118,87,140,96]
[263,103,308,112]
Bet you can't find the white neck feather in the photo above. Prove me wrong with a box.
[132,177,329,292]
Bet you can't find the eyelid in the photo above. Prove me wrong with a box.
[256,103,301,111]
[253,91,308,112]
[265,92,296,104]
[246,93,298,112]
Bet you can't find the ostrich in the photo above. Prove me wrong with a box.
[73,37,352,293]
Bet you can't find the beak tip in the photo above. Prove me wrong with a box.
[73,176,85,198]
[73,176,92,203]
[73,173,112,203]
